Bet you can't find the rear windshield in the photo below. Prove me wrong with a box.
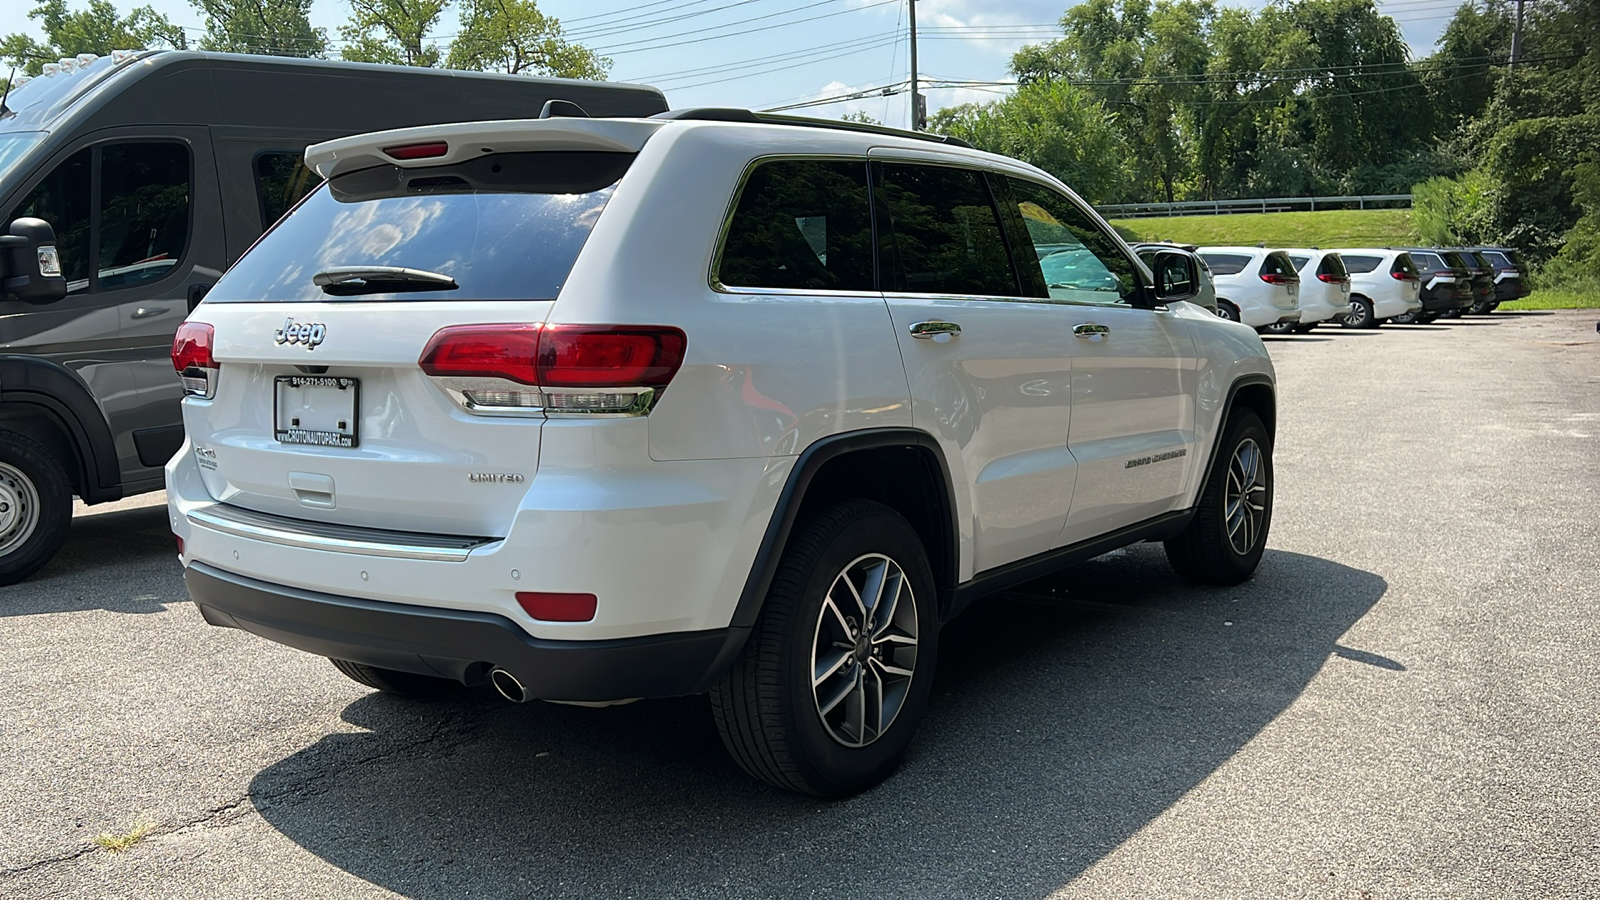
[1259,252,1297,279]
[1199,253,1251,275]
[1318,254,1348,279]
[1392,254,1419,278]
[208,151,633,303]
[1440,251,1470,270]
[1342,254,1381,274]
[1480,250,1513,269]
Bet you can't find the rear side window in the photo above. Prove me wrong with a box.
[878,163,1018,297]
[1259,252,1297,279]
[1342,255,1381,274]
[210,151,632,303]
[1200,253,1251,276]
[1480,250,1512,269]
[1318,254,1348,279]
[717,160,874,292]
[255,151,321,229]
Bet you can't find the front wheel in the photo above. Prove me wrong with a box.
[0,431,74,587]
[1165,409,1273,585]
[711,500,937,797]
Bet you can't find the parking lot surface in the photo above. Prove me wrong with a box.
[2,310,1597,899]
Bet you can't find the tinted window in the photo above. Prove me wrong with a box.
[1288,255,1310,270]
[879,164,1017,297]
[7,147,90,292]
[1259,252,1296,278]
[1006,177,1135,303]
[1480,250,1512,269]
[1318,254,1348,278]
[1200,253,1252,276]
[256,151,321,229]
[1342,255,1381,274]
[98,142,189,290]
[1392,254,1419,278]
[1441,251,1470,270]
[717,160,873,292]
[210,151,630,303]
[1412,252,1445,273]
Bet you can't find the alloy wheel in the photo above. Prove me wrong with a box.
[1224,439,1267,555]
[810,553,919,748]
[0,462,41,557]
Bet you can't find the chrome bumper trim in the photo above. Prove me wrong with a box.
[187,504,497,562]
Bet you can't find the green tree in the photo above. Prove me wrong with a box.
[2,0,184,76]
[445,0,608,79]
[339,0,447,67]
[191,0,326,57]
[1423,1,1512,130]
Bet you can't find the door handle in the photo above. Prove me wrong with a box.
[1074,323,1111,337]
[909,320,961,339]
[132,306,170,320]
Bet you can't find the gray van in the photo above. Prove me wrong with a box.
[0,50,667,584]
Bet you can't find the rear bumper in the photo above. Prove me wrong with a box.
[186,563,743,701]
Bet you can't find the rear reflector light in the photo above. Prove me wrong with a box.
[418,324,687,417]
[171,322,217,398]
[516,591,597,622]
[383,141,449,160]
[1260,273,1296,285]
[174,534,184,556]
[1390,271,1418,280]
[1316,274,1348,283]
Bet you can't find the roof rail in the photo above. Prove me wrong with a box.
[651,107,974,149]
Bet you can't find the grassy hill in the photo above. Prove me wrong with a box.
[1109,208,1417,249]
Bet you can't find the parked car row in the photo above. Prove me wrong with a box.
[1153,244,1533,333]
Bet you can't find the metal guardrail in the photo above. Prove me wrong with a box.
[1098,194,1413,218]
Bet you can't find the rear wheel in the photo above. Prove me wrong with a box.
[329,658,461,697]
[1260,320,1296,335]
[1471,301,1495,314]
[1216,301,1241,323]
[0,431,73,587]
[1392,310,1422,325]
[1165,409,1273,586]
[1342,297,1375,329]
[711,500,937,797]
[1290,323,1317,334]
[1440,307,1463,319]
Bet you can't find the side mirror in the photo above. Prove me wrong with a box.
[0,218,68,304]
[1151,250,1199,304]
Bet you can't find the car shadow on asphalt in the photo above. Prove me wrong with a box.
[4,506,180,616]
[247,545,1386,899]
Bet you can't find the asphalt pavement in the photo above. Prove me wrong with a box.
[2,310,1597,899]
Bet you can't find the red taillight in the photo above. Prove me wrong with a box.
[172,322,217,397]
[1317,273,1348,283]
[174,534,184,556]
[516,591,597,622]
[418,324,687,416]
[419,324,543,384]
[383,141,449,160]
[538,326,687,388]
[1260,273,1295,285]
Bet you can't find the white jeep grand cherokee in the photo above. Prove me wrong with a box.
[168,110,1277,797]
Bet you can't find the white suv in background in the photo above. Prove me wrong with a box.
[1335,249,1423,328]
[1264,248,1353,334]
[1197,247,1301,331]
[168,111,1278,797]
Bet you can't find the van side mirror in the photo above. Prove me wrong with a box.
[0,218,68,304]
[1150,250,1198,304]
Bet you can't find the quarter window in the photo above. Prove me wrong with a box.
[717,160,874,292]
[878,164,1018,297]
[1200,253,1252,276]
[255,151,320,229]
[1342,255,1381,274]
[1004,177,1135,304]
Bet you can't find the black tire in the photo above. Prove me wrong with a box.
[329,658,461,697]
[1440,307,1463,319]
[0,431,74,587]
[1416,312,1439,324]
[1290,323,1317,334]
[1391,310,1421,325]
[1260,320,1296,335]
[1470,302,1495,314]
[1342,297,1375,329]
[1216,301,1241,323]
[711,500,938,797]
[1164,409,1273,586]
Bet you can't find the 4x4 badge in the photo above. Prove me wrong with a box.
[274,317,326,349]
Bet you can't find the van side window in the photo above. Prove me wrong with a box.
[1342,255,1380,274]
[717,160,874,292]
[8,148,92,294]
[98,143,190,290]
[256,152,320,229]
[878,163,1018,297]
[1004,176,1135,304]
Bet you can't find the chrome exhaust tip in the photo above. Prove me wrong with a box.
[490,668,528,703]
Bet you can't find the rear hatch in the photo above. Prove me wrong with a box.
[1443,251,1490,303]
[1479,249,1525,300]
[1258,251,1300,309]
[181,149,635,536]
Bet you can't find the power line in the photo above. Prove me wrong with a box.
[565,0,772,40]
[647,34,906,90]
[589,0,891,55]
[626,31,904,83]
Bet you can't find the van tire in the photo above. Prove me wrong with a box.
[0,431,73,586]
[1342,297,1375,328]
[711,500,937,797]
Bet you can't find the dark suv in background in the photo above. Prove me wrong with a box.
[1395,248,1473,323]
[1461,246,1531,310]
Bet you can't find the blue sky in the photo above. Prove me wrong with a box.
[2,0,1461,129]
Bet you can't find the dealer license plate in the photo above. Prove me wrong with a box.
[274,376,360,448]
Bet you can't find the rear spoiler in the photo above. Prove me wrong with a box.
[305,118,664,179]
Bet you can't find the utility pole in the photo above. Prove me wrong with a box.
[1510,0,1525,66]
[908,0,924,130]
